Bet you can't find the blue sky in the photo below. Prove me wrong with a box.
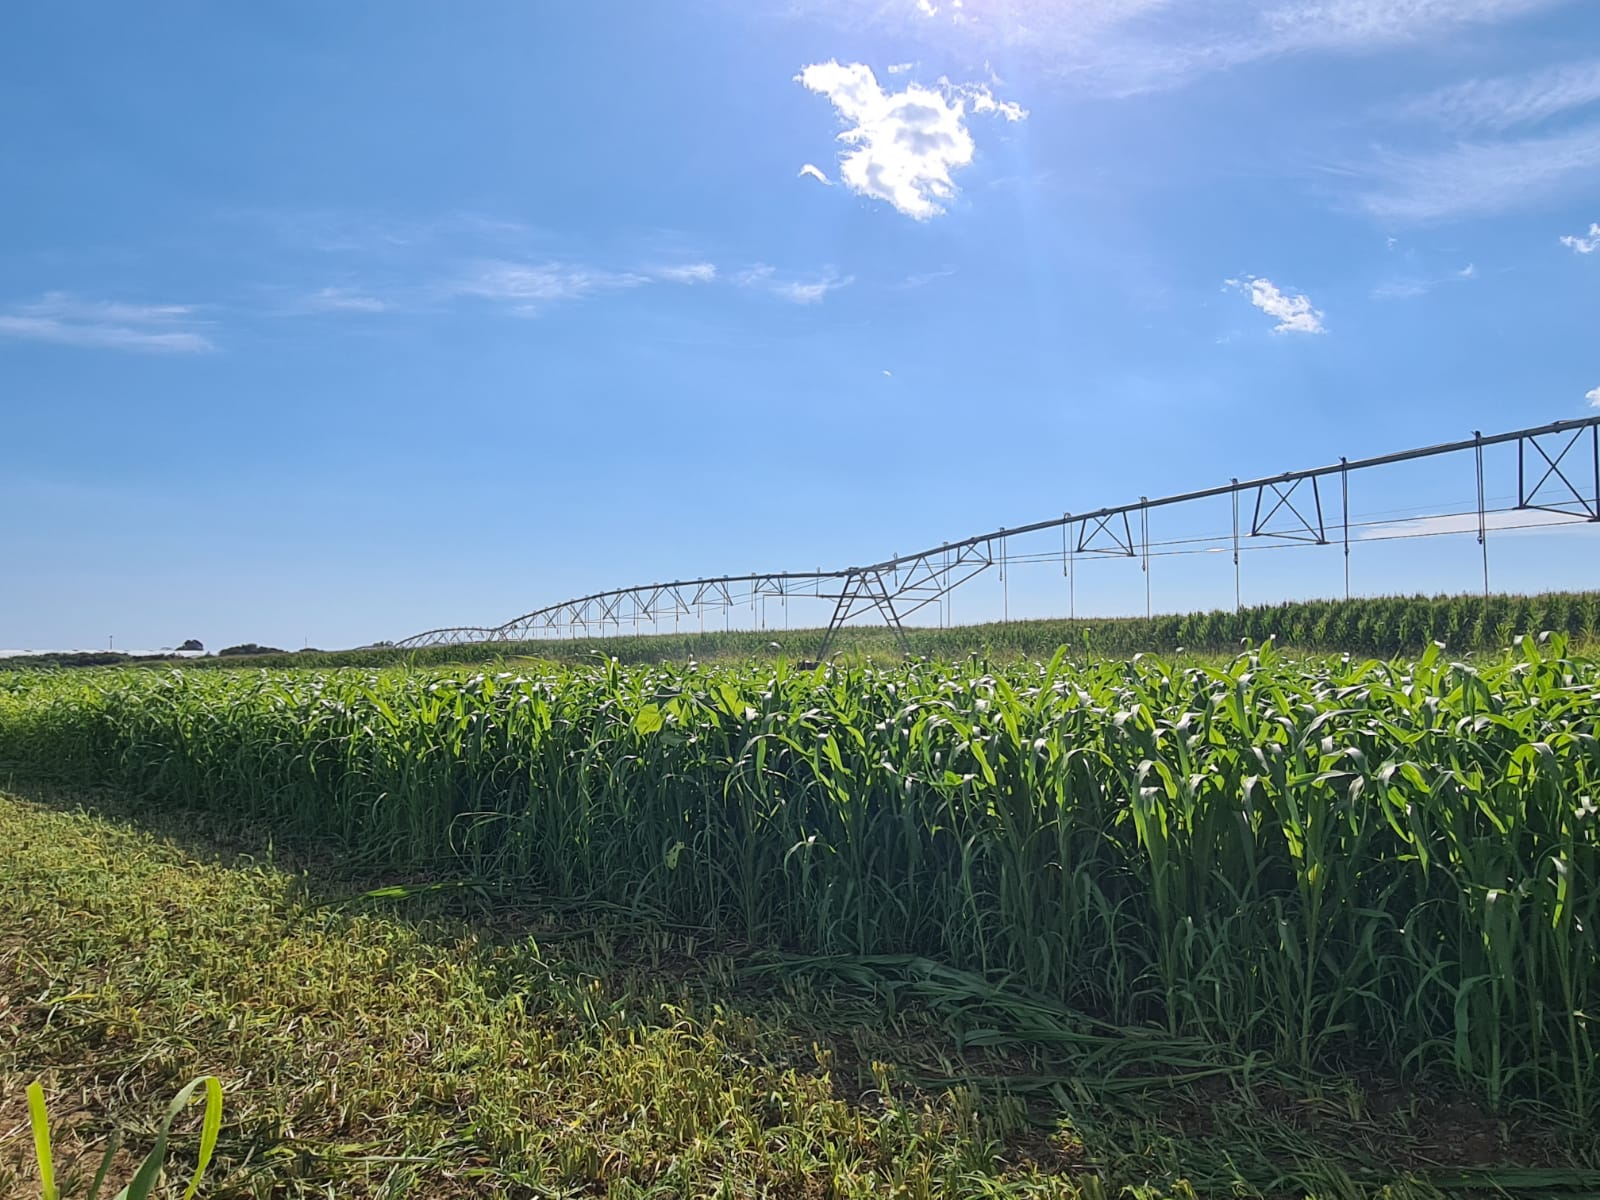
[3,0,1598,652]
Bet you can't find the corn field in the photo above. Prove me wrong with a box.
[10,590,1595,673]
[2,637,1597,1126]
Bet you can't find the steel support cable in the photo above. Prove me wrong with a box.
[981,507,1592,570]
[982,497,1584,564]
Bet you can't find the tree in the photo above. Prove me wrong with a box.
[217,643,287,657]
[177,639,204,653]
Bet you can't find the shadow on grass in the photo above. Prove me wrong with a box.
[4,774,1597,1200]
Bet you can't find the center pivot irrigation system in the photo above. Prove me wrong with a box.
[394,416,1600,655]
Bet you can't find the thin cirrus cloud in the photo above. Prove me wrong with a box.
[300,286,391,313]
[1562,222,1600,253]
[248,207,535,255]
[0,292,214,353]
[1372,263,1477,300]
[1224,276,1325,334]
[650,262,719,284]
[771,274,852,304]
[1354,123,1600,222]
[445,260,715,311]
[1387,58,1600,132]
[282,257,840,320]
[895,266,957,288]
[795,60,1026,220]
[291,260,720,317]
[448,259,843,313]
[735,264,853,304]
[449,261,651,311]
[1361,57,1600,226]
[883,0,1572,94]
[1249,0,1565,58]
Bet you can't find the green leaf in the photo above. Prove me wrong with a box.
[633,703,664,735]
[86,1133,122,1200]
[181,1076,224,1200]
[116,1075,221,1200]
[27,1081,57,1200]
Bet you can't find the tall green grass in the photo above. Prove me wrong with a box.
[2,638,1596,1126]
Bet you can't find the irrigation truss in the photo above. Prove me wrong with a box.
[393,416,1600,654]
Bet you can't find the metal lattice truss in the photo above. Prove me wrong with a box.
[392,417,1600,653]
[1252,476,1327,543]
[1520,425,1600,519]
[398,573,848,649]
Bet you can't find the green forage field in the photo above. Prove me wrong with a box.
[3,630,1598,1197]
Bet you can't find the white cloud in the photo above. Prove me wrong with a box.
[1587,385,1600,408]
[1372,262,1478,299]
[1562,222,1600,253]
[444,259,691,313]
[735,263,852,304]
[452,260,728,311]
[284,258,722,318]
[1388,58,1600,133]
[302,286,389,313]
[1356,124,1600,222]
[0,292,214,353]
[797,163,832,185]
[951,79,1028,121]
[896,267,957,288]
[452,261,649,311]
[775,280,832,304]
[772,273,853,304]
[652,262,718,283]
[795,60,1026,219]
[1371,279,1429,299]
[277,261,716,319]
[887,62,915,74]
[1225,276,1325,334]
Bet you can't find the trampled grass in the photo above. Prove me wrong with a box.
[0,788,1095,1198]
[2,636,1596,1138]
[2,785,1595,1198]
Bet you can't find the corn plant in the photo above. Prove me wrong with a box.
[26,1076,222,1200]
